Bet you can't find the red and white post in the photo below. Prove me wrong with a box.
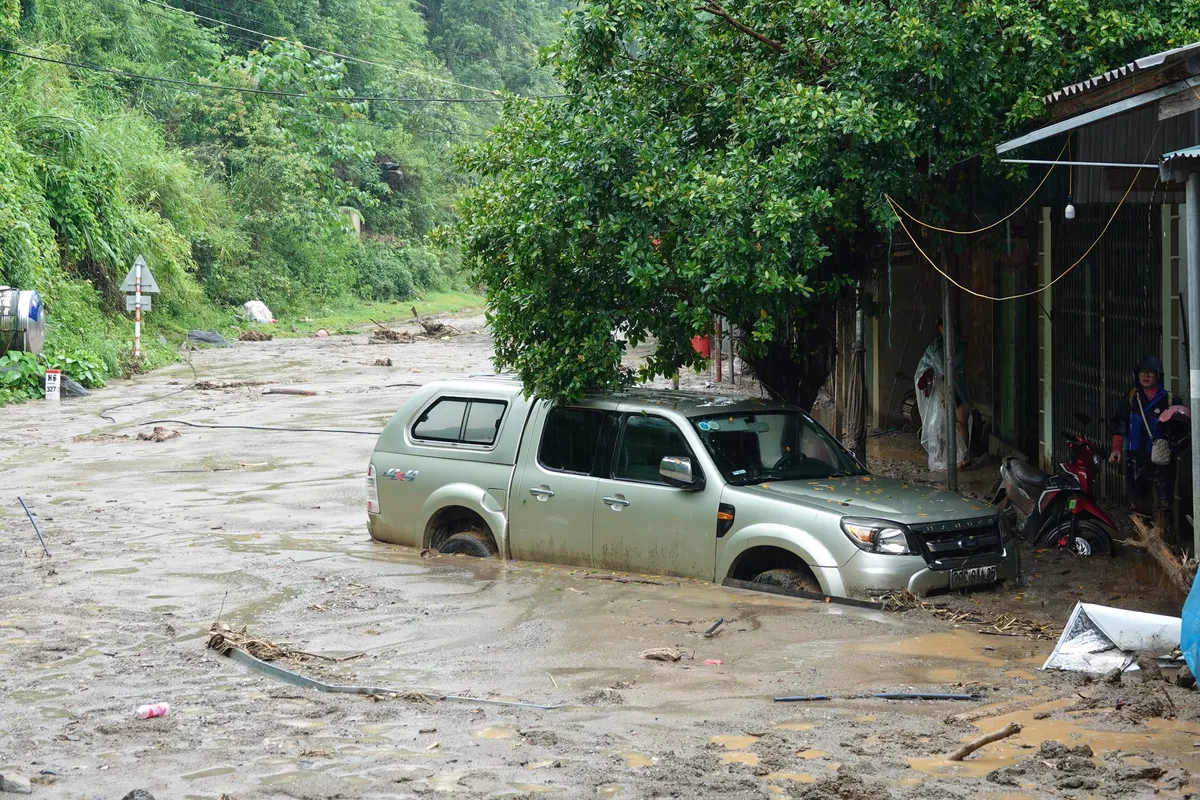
[134,258,142,359]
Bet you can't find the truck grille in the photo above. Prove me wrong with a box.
[908,517,1003,567]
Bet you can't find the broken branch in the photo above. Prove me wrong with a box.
[694,2,783,51]
[946,722,1022,761]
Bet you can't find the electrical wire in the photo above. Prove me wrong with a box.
[138,0,501,97]
[884,138,1069,236]
[0,47,509,103]
[889,125,1162,302]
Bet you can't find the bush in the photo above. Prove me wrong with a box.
[352,241,415,301]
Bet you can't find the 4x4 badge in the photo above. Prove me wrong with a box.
[384,468,420,482]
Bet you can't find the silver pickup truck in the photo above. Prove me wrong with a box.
[366,376,1019,598]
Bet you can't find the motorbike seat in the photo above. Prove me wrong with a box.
[1008,458,1050,492]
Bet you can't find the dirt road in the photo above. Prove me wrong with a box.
[2,321,1199,799]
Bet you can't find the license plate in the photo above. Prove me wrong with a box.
[950,565,997,588]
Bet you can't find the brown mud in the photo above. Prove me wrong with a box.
[1,319,1197,799]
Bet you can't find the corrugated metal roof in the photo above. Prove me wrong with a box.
[1042,41,1200,106]
[1161,145,1200,161]
[1159,145,1200,181]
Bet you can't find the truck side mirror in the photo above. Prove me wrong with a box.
[660,456,702,490]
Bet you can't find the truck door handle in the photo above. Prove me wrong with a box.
[529,487,555,498]
[602,496,630,507]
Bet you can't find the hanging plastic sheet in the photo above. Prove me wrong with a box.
[914,345,966,472]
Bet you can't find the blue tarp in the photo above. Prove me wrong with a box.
[1183,577,1200,676]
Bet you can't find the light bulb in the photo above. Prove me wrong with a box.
[1065,203,1076,220]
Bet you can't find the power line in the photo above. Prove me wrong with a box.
[220,0,551,71]
[138,0,499,96]
[0,46,508,103]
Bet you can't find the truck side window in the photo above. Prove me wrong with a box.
[614,415,692,484]
[539,407,604,474]
[413,398,508,445]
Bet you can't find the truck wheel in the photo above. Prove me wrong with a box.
[438,529,498,558]
[751,567,819,593]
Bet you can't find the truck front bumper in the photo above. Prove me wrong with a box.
[836,542,1021,598]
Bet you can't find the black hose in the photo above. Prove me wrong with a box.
[144,418,381,436]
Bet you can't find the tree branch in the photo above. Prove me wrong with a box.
[694,2,784,52]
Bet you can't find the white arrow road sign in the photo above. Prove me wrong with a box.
[119,255,160,293]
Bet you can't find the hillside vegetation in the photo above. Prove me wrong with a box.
[0,0,564,401]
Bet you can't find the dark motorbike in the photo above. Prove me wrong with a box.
[991,413,1116,556]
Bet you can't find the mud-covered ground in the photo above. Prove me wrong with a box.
[2,320,1199,800]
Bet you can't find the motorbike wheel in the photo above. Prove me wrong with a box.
[1050,519,1112,557]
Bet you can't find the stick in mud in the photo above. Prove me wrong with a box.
[17,496,50,557]
[704,618,725,637]
[946,722,1022,761]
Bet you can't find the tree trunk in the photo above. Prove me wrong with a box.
[745,301,837,412]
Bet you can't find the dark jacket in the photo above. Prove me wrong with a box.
[1110,356,1174,456]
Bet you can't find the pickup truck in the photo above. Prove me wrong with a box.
[366,376,1019,598]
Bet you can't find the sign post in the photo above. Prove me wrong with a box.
[44,369,61,402]
[119,255,160,358]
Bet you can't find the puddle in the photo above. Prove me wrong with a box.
[872,630,1048,670]
[897,776,923,786]
[709,734,759,749]
[182,767,236,780]
[796,749,827,760]
[909,697,1200,777]
[94,567,139,575]
[762,773,816,783]
[720,752,761,766]
[853,715,879,723]
[509,784,563,794]
[773,721,817,731]
[261,770,326,785]
[429,773,466,792]
[1005,669,1036,680]
[597,785,624,799]
[617,752,654,768]
[474,726,518,740]
[281,719,328,731]
[526,760,558,770]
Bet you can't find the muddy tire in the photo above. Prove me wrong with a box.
[1050,519,1112,557]
[750,567,819,594]
[438,529,498,558]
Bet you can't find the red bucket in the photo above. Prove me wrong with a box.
[691,335,711,358]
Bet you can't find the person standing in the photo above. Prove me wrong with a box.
[1109,356,1179,537]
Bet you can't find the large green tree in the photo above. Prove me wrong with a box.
[458,0,1200,407]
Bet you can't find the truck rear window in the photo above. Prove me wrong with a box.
[412,398,507,446]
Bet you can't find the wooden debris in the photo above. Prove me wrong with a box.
[263,387,318,396]
[137,426,180,442]
[946,722,1022,761]
[206,622,363,664]
[880,590,1054,639]
[1129,514,1195,595]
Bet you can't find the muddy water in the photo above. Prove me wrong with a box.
[2,328,1198,799]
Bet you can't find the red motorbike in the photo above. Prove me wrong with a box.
[990,413,1116,557]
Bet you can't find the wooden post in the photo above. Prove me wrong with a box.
[715,317,723,383]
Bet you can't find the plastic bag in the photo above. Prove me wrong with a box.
[243,300,274,324]
[914,343,967,472]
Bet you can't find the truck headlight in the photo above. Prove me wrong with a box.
[841,518,912,555]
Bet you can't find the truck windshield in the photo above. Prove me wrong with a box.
[691,412,866,485]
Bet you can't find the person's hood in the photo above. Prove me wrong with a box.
[1135,355,1164,387]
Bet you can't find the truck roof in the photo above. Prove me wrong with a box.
[444,375,793,418]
